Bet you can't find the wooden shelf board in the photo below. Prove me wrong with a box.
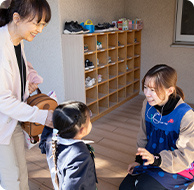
[99,107,108,113]
[127,43,133,46]
[109,75,117,79]
[109,102,117,108]
[126,81,133,86]
[98,79,108,84]
[97,48,106,52]
[98,93,108,99]
[108,46,117,50]
[127,56,133,60]
[108,61,116,65]
[118,97,125,102]
[84,50,96,55]
[118,84,125,89]
[118,72,125,76]
[134,54,140,58]
[86,98,97,105]
[98,64,107,68]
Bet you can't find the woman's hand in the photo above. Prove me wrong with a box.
[127,162,140,174]
[28,82,38,94]
[136,148,154,165]
[45,110,53,128]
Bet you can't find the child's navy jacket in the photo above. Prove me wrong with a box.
[39,126,97,190]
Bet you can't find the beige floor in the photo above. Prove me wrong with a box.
[26,95,145,190]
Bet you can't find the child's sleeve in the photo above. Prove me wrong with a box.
[61,150,96,190]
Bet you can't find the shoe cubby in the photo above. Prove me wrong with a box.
[108,63,117,79]
[126,59,134,72]
[86,86,97,105]
[127,31,134,46]
[108,49,118,64]
[85,53,97,69]
[134,57,140,69]
[118,47,127,61]
[126,71,134,86]
[97,51,108,67]
[109,78,117,94]
[134,44,141,58]
[127,46,134,60]
[99,97,109,113]
[85,70,97,89]
[118,31,127,46]
[109,92,118,108]
[98,66,108,84]
[62,29,141,122]
[134,81,140,94]
[98,82,109,100]
[108,32,118,49]
[118,88,126,102]
[97,33,107,50]
[118,75,126,89]
[88,102,98,119]
[135,30,141,44]
[126,84,133,98]
[118,61,126,76]
[134,69,140,82]
[84,35,96,53]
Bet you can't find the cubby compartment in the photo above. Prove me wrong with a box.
[134,69,140,82]
[135,30,141,44]
[118,88,126,102]
[126,71,133,85]
[127,46,133,60]
[84,35,96,53]
[88,102,98,119]
[109,92,118,107]
[109,63,117,79]
[97,51,108,67]
[86,86,97,105]
[134,81,140,94]
[134,44,141,58]
[108,32,118,49]
[118,74,126,89]
[97,33,107,50]
[109,78,117,94]
[118,31,127,46]
[108,49,117,64]
[118,61,126,76]
[99,97,109,113]
[98,66,108,83]
[85,70,97,89]
[126,59,134,72]
[127,31,134,46]
[134,57,140,69]
[126,84,133,98]
[98,82,109,99]
[85,53,97,69]
[118,47,126,61]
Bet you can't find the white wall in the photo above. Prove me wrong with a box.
[125,0,194,104]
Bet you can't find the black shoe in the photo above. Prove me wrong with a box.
[74,21,89,34]
[95,23,108,32]
[85,59,94,69]
[64,21,83,34]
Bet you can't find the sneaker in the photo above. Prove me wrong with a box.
[64,21,83,34]
[85,77,96,87]
[98,74,102,82]
[95,23,109,32]
[85,59,94,69]
[108,56,112,63]
[74,21,90,34]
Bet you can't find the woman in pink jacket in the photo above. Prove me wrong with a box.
[0,0,52,189]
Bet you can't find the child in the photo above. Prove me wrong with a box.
[39,101,97,190]
[119,64,194,190]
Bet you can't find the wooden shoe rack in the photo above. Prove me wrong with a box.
[62,29,141,122]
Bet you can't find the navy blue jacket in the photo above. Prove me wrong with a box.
[39,126,97,190]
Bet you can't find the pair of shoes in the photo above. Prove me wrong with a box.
[85,59,94,70]
[97,41,102,49]
[85,76,95,87]
[108,56,112,63]
[95,22,118,32]
[98,74,102,82]
[64,21,89,34]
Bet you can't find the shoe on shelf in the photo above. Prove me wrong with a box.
[74,21,90,34]
[64,21,83,34]
[108,56,112,63]
[85,59,94,69]
[85,77,96,87]
[94,23,109,32]
[98,74,102,82]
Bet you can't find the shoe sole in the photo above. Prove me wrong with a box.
[64,29,83,34]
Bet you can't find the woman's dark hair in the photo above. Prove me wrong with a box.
[142,64,185,100]
[0,0,51,27]
[53,101,90,139]
[52,101,90,188]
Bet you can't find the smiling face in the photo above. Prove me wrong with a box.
[143,77,174,106]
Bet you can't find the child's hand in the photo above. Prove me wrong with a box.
[127,162,140,174]
[136,148,154,165]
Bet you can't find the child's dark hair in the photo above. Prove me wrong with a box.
[142,64,185,100]
[51,101,90,188]
[0,0,51,27]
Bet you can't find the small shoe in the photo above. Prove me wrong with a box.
[64,21,83,34]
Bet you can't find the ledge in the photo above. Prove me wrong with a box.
[171,42,194,48]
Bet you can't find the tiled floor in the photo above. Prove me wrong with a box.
[26,95,145,190]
